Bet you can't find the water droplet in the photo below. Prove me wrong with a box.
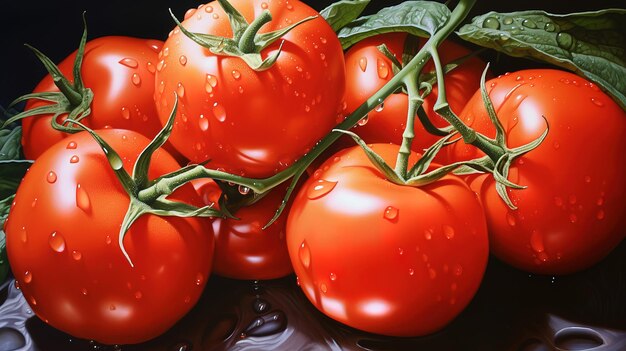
[24,271,33,284]
[238,86,244,94]
[213,13,219,19]
[377,59,389,79]
[212,102,227,122]
[146,62,156,74]
[135,291,143,299]
[157,60,165,72]
[500,34,510,41]
[286,3,294,10]
[320,283,328,293]
[15,225,27,244]
[530,230,544,253]
[453,264,463,276]
[299,241,311,268]
[429,269,437,279]
[502,17,513,25]
[330,273,337,281]
[482,17,500,29]
[81,288,88,296]
[596,210,605,220]
[383,206,398,221]
[198,115,209,131]
[423,228,433,240]
[179,55,187,66]
[304,105,311,112]
[120,106,131,120]
[206,74,218,92]
[543,22,556,32]
[443,225,455,239]
[72,250,82,261]
[119,58,138,68]
[243,311,287,337]
[46,171,57,183]
[307,179,337,199]
[516,75,523,81]
[554,196,564,207]
[238,185,250,195]
[358,114,369,126]
[70,155,79,164]
[109,304,117,311]
[66,141,77,149]
[556,32,574,50]
[232,70,241,80]
[261,2,269,9]
[76,184,91,212]
[521,19,537,29]
[132,73,141,86]
[105,235,112,245]
[49,232,66,253]
[176,83,185,98]
[569,213,578,223]
[590,98,604,107]
[506,212,516,226]
[195,273,204,286]
[205,5,213,13]
[375,102,384,112]
[553,141,560,150]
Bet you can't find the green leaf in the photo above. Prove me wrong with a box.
[0,229,8,284]
[0,127,22,160]
[320,0,370,32]
[0,160,32,199]
[337,1,451,49]
[457,9,626,109]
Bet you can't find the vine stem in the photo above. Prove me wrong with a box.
[138,0,478,203]
[395,74,421,178]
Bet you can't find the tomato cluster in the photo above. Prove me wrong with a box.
[2,0,624,346]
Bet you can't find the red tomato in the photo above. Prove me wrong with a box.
[20,36,179,160]
[448,69,626,274]
[343,32,487,160]
[194,180,293,280]
[154,0,345,178]
[286,144,488,336]
[5,129,213,344]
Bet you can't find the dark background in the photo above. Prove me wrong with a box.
[0,0,623,108]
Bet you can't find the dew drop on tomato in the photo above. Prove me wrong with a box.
[81,288,88,296]
[506,212,516,226]
[66,141,77,149]
[453,264,463,276]
[46,171,57,184]
[443,225,455,239]
[72,250,82,261]
[377,58,389,79]
[232,70,241,80]
[424,228,433,240]
[146,40,162,53]
[428,268,437,280]
[135,291,143,299]
[49,232,66,253]
[329,273,337,281]
[195,273,204,286]
[261,2,269,9]
[179,55,187,66]
[298,241,311,269]
[375,102,384,112]
[590,98,604,107]
[320,283,328,294]
[19,226,27,243]
[212,103,227,122]
[307,179,337,199]
[177,83,186,98]
[24,271,32,284]
[131,73,141,86]
[198,115,209,131]
[70,155,79,164]
[596,209,605,220]
[530,230,545,253]
[118,58,138,69]
[357,114,369,126]
[75,184,91,213]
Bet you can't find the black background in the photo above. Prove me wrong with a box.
[0,0,623,107]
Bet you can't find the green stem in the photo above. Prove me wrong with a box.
[395,75,421,178]
[239,10,272,53]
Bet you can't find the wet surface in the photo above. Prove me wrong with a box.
[1,240,625,351]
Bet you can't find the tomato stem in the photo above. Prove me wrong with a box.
[239,10,272,53]
[395,75,421,178]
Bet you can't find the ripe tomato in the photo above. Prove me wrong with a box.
[286,144,488,336]
[343,32,486,160]
[20,36,175,160]
[154,0,345,178]
[194,180,293,280]
[448,69,626,274]
[4,129,214,344]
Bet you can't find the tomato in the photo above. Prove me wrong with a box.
[448,69,626,274]
[286,144,488,336]
[154,0,345,178]
[4,129,214,344]
[20,36,178,160]
[343,32,487,160]
[194,180,293,280]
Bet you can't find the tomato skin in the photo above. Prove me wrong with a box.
[343,32,487,160]
[194,180,293,280]
[5,130,213,344]
[287,144,488,336]
[154,0,345,178]
[448,69,626,274]
[21,36,172,160]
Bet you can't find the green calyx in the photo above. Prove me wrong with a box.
[2,13,93,133]
[67,95,222,267]
[170,0,317,71]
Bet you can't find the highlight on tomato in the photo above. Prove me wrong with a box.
[4,129,214,345]
[448,69,626,275]
[286,144,489,336]
[154,0,346,178]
